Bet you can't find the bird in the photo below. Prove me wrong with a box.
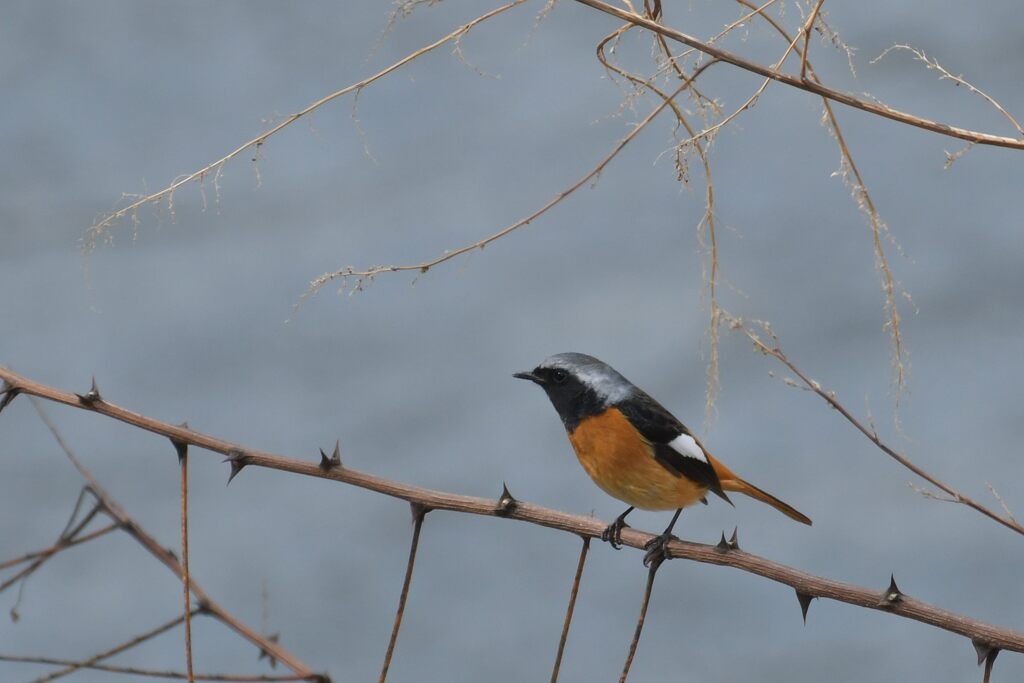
[514,352,810,564]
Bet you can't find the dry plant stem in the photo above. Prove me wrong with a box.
[307,69,714,293]
[1,655,305,681]
[799,0,826,81]
[32,611,198,683]
[180,449,196,683]
[4,369,1022,654]
[0,501,102,594]
[0,523,117,572]
[84,0,528,249]
[570,0,1024,149]
[593,30,723,417]
[24,397,325,683]
[378,504,427,683]
[734,0,906,390]
[549,537,590,683]
[729,320,1024,538]
[618,562,661,683]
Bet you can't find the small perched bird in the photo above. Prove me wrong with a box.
[515,352,810,563]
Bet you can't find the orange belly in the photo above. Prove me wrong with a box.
[567,408,708,511]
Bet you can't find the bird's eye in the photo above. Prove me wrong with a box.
[551,369,568,384]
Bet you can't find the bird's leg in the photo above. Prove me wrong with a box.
[643,508,683,567]
[601,506,635,549]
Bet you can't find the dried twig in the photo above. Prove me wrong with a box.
[550,537,590,683]
[571,0,1024,149]
[725,316,1024,538]
[3,367,1022,655]
[31,611,198,683]
[618,560,662,683]
[303,69,714,297]
[378,504,428,683]
[734,0,907,392]
[0,655,305,681]
[84,0,528,251]
[179,442,196,683]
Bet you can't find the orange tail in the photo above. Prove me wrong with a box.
[707,454,812,526]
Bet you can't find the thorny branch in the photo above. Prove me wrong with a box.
[1,366,1022,660]
[725,315,1024,538]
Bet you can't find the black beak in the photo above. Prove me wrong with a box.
[513,371,542,384]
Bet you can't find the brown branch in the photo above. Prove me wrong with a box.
[0,522,117,572]
[3,367,1022,657]
[304,70,712,298]
[84,0,528,251]
[378,503,427,683]
[30,610,197,683]
[179,443,196,683]
[570,0,1024,149]
[618,560,662,683]
[732,0,907,392]
[0,655,305,681]
[725,316,1024,538]
[24,396,327,683]
[798,0,826,81]
[549,537,589,683]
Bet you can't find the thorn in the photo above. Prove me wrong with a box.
[9,607,19,622]
[496,481,518,516]
[878,573,903,607]
[319,440,342,471]
[715,532,730,551]
[257,632,280,668]
[699,496,708,505]
[972,639,1000,670]
[224,450,248,485]
[76,376,103,406]
[410,501,429,523]
[172,438,188,463]
[795,590,813,623]
[728,526,740,550]
[0,382,20,414]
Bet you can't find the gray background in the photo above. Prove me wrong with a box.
[2,2,1023,681]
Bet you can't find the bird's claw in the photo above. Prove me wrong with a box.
[601,518,630,549]
[642,532,677,568]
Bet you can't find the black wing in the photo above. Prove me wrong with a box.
[615,391,730,503]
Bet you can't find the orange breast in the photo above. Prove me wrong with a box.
[567,407,708,511]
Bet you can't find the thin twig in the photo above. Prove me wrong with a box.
[618,560,662,683]
[378,504,428,683]
[725,316,1024,537]
[304,67,716,298]
[799,0,826,81]
[570,0,1024,149]
[4,367,1022,654]
[550,537,590,683]
[0,523,117,572]
[180,445,196,683]
[32,610,199,683]
[734,0,907,393]
[84,0,529,250]
[0,655,305,681]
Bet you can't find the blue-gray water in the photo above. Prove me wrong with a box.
[2,2,1022,681]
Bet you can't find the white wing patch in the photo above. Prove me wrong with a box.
[667,433,709,464]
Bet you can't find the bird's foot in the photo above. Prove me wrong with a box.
[601,518,630,549]
[643,532,677,568]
